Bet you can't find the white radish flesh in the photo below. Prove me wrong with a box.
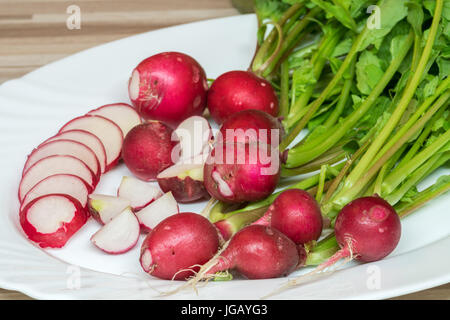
[173,116,212,161]
[117,176,163,211]
[88,194,131,224]
[135,192,179,232]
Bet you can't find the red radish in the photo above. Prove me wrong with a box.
[173,116,212,161]
[91,207,140,254]
[218,109,284,145]
[23,139,101,181]
[135,192,179,232]
[253,189,323,245]
[19,155,96,201]
[59,115,123,171]
[88,194,131,225]
[128,52,208,127]
[21,174,90,211]
[87,103,142,137]
[203,141,280,203]
[44,129,107,174]
[207,70,279,124]
[139,212,220,280]
[117,176,163,211]
[122,122,177,181]
[20,194,88,248]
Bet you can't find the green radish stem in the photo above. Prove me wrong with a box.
[279,60,290,118]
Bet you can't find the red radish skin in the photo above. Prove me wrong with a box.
[128,52,208,127]
[218,109,284,145]
[122,122,178,181]
[253,189,323,245]
[139,212,220,280]
[207,70,279,124]
[20,194,88,248]
[203,142,280,203]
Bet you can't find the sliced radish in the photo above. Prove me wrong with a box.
[19,155,96,202]
[135,192,179,232]
[20,194,88,248]
[59,115,123,171]
[173,116,212,161]
[21,174,90,211]
[90,207,140,254]
[88,194,131,225]
[44,129,107,174]
[87,103,142,137]
[117,176,163,211]
[23,139,100,181]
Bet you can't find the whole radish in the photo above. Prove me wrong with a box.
[207,70,279,124]
[203,141,280,203]
[128,52,208,127]
[139,212,220,280]
[121,122,178,181]
[253,189,323,245]
[218,109,284,145]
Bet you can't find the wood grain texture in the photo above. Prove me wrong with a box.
[0,0,448,300]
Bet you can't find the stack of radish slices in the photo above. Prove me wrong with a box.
[18,103,142,248]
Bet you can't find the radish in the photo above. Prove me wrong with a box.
[139,212,220,280]
[173,116,212,161]
[59,115,123,171]
[20,194,88,248]
[203,141,280,203]
[23,139,101,181]
[121,122,177,181]
[128,52,208,127]
[218,109,284,145]
[44,129,107,174]
[135,192,179,232]
[90,207,140,254]
[207,70,279,124]
[253,189,323,245]
[20,174,90,211]
[88,194,131,225]
[19,155,96,201]
[117,176,163,211]
[87,103,142,137]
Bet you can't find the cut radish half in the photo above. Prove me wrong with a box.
[87,103,142,137]
[44,129,107,174]
[20,194,88,248]
[59,115,123,171]
[90,207,140,254]
[19,155,96,202]
[173,116,212,161]
[23,139,100,180]
[88,194,131,225]
[20,174,90,211]
[135,192,179,232]
[117,176,163,211]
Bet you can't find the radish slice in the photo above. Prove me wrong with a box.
[21,174,90,211]
[117,176,163,211]
[88,194,131,225]
[135,192,179,232]
[90,207,140,254]
[19,155,96,202]
[87,103,142,137]
[23,139,100,180]
[20,194,88,248]
[44,129,107,174]
[59,115,123,171]
[173,116,212,161]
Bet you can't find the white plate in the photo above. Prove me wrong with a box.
[0,14,449,300]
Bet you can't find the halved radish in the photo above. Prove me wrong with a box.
[88,194,131,225]
[173,115,212,161]
[19,155,96,202]
[23,139,100,181]
[117,176,163,211]
[20,194,88,248]
[90,207,140,254]
[21,174,90,211]
[135,192,179,232]
[87,103,142,137]
[59,115,123,171]
[44,129,107,174]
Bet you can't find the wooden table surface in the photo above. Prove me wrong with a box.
[0,0,448,300]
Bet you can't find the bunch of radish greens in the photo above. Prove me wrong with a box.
[208,0,449,268]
